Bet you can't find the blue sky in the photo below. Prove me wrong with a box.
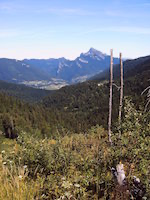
[0,0,150,59]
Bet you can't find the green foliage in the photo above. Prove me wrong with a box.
[0,80,52,102]
[0,92,62,138]
[111,98,150,197]
[1,108,149,199]
[1,127,105,199]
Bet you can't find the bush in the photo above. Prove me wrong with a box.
[1,105,150,199]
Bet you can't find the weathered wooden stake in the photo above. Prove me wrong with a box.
[108,49,113,145]
[118,53,123,126]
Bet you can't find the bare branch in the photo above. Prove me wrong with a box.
[113,83,121,91]
[141,86,150,95]
[144,98,150,112]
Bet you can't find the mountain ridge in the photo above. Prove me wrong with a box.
[0,48,120,89]
[91,55,150,81]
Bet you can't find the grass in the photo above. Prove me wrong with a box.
[0,135,43,200]
[0,161,43,200]
[0,127,107,199]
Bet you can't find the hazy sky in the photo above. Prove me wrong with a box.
[0,0,150,59]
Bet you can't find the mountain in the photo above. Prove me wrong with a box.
[0,48,120,90]
[24,48,120,83]
[42,55,150,131]
[0,58,68,90]
[91,55,150,81]
[0,58,50,83]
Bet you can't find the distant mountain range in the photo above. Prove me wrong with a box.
[0,48,120,89]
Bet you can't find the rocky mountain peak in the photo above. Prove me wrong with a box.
[81,48,106,60]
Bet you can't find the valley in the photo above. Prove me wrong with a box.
[21,78,68,90]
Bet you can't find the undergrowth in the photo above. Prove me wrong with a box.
[0,99,149,199]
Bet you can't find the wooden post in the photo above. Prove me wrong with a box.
[108,49,113,145]
[118,53,123,126]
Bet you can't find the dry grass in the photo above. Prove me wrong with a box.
[0,154,43,200]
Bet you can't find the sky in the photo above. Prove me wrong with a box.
[0,0,150,60]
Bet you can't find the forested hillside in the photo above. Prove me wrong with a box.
[0,98,149,199]
[0,80,52,102]
[92,55,150,81]
[42,56,150,131]
[0,92,66,139]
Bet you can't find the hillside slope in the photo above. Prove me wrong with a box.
[0,58,50,83]
[0,80,52,102]
[42,55,150,131]
[92,55,150,81]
